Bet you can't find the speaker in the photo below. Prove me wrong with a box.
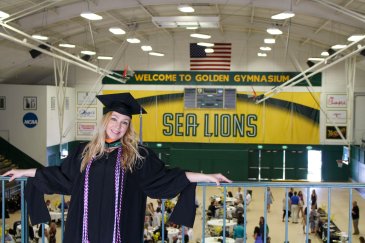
[360,49,365,57]
[327,48,336,56]
[81,55,91,61]
[29,44,50,59]
[306,60,315,67]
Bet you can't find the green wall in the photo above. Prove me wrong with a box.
[145,142,349,182]
[46,141,351,182]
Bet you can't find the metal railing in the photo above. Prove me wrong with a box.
[1,177,364,243]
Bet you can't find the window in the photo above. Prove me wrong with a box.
[184,88,236,109]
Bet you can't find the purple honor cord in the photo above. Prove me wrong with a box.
[82,146,125,243]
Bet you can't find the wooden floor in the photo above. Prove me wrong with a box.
[3,184,365,243]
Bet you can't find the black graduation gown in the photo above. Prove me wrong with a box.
[25,143,196,243]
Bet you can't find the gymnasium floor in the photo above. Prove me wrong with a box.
[3,184,365,243]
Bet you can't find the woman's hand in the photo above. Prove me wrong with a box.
[185,172,232,185]
[2,168,37,182]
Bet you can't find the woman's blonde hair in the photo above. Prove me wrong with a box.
[80,112,144,172]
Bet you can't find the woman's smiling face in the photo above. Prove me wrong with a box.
[105,111,131,141]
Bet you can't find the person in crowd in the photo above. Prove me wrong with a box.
[233,216,245,243]
[207,200,218,219]
[309,205,319,233]
[290,191,300,223]
[253,226,263,243]
[259,216,269,240]
[235,187,243,199]
[245,191,252,206]
[48,222,57,243]
[302,206,308,234]
[153,224,168,242]
[143,223,153,243]
[288,188,294,199]
[282,193,291,222]
[152,207,162,228]
[352,200,360,235]
[228,191,234,198]
[266,187,274,213]
[37,226,49,243]
[45,200,52,211]
[3,93,231,243]
[298,190,305,218]
[311,189,318,209]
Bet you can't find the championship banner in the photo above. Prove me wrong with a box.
[103,90,320,144]
[103,71,322,86]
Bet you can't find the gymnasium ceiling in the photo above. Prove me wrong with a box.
[0,0,364,85]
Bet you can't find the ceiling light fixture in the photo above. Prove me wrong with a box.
[267,27,283,35]
[331,44,347,50]
[197,42,214,47]
[260,46,272,51]
[190,33,211,39]
[271,11,295,20]
[264,38,276,44]
[152,16,219,29]
[321,51,329,57]
[186,26,199,30]
[141,45,152,51]
[126,38,141,43]
[149,52,164,57]
[109,27,125,35]
[257,53,267,57]
[0,10,10,20]
[205,48,214,53]
[178,4,195,13]
[347,34,365,42]
[80,12,103,21]
[32,34,49,40]
[97,56,113,60]
[308,57,324,61]
[81,50,96,55]
[59,43,76,48]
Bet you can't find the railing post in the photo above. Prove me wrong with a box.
[20,180,26,243]
[305,187,310,243]
[202,186,206,243]
[222,186,227,243]
[61,195,65,243]
[243,187,247,243]
[263,187,267,243]
[284,187,289,243]
[161,199,165,243]
[348,188,353,242]
[327,188,331,243]
[1,180,5,243]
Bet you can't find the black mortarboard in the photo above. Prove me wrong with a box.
[96,93,147,117]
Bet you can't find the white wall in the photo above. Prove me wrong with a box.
[0,84,47,163]
[46,86,76,146]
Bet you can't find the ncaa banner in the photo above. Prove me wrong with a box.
[103,90,320,145]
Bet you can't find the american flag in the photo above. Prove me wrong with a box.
[190,43,232,71]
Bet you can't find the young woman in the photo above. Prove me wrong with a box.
[3,93,231,243]
[266,187,274,213]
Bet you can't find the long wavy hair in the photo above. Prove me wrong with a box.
[80,112,144,172]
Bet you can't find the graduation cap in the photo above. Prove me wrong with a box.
[96,93,147,117]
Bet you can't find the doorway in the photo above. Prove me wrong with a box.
[307,150,322,182]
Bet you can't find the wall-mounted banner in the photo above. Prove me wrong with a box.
[77,122,96,136]
[23,112,38,128]
[103,90,320,144]
[77,107,97,120]
[326,94,347,108]
[326,126,347,139]
[103,71,322,86]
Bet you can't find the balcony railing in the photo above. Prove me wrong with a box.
[1,177,364,243]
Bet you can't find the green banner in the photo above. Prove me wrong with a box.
[103,71,322,86]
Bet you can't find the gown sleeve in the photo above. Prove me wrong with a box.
[25,143,85,225]
[136,146,197,227]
